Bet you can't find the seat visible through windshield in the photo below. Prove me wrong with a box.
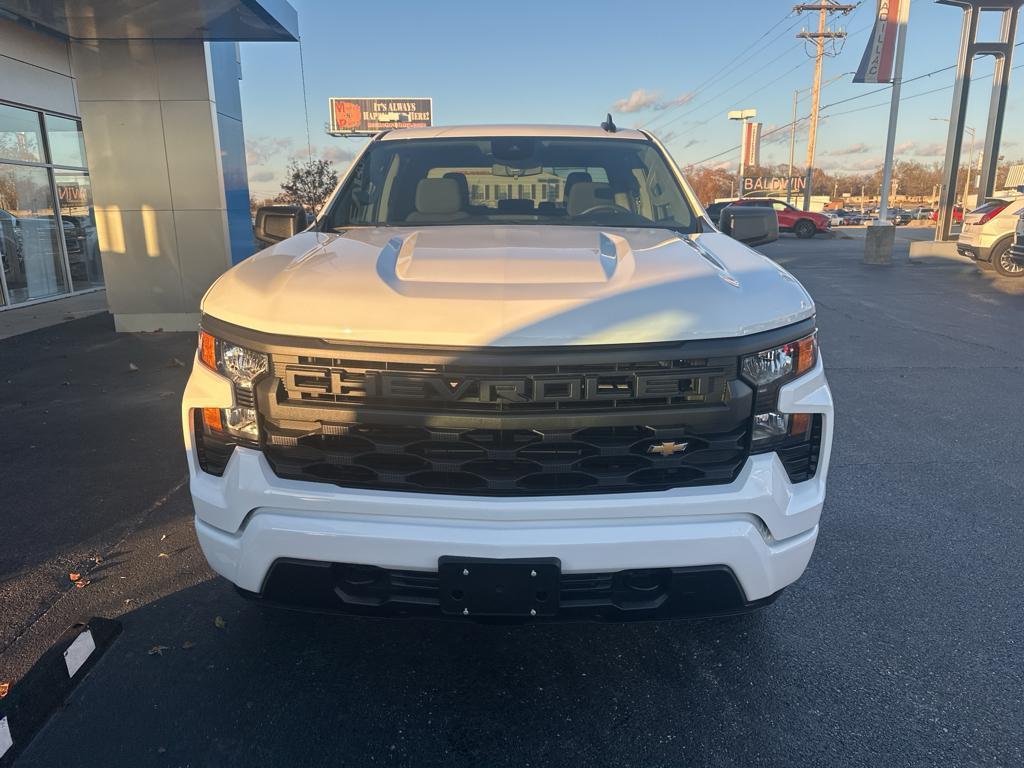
[324,136,697,232]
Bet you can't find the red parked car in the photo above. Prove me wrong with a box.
[728,198,831,239]
[931,205,964,224]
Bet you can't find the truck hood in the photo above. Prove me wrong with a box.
[202,225,814,346]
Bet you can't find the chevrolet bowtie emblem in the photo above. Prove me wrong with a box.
[648,441,688,457]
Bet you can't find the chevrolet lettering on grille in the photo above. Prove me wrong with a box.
[282,367,706,404]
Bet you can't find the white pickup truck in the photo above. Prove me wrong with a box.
[182,123,833,621]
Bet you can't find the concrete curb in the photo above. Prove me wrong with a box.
[908,240,975,266]
[0,618,121,766]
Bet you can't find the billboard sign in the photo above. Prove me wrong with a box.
[853,0,907,84]
[328,98,432,135]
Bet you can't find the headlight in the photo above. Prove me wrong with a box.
[197,330,268,442]
[741,332,817,386]
[742,332,818,452]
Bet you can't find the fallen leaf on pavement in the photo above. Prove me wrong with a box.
[160,534,167,541]
[148,645,169,656]
[0,682,9,698]
[214,616,226,629]
[75,579,90,589]
[128,362,139,372]
[93,555,102,564]
[69,572,81,581]
[158,552,169,559]
[182,640,196,649]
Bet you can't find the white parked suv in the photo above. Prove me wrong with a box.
[957,194,1024,277]
[182,124,834,621]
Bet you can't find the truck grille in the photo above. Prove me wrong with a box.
[263,421,749,496]
[227,333,768,497]
[270,353,734,413]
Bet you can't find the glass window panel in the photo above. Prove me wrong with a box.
[55,171,103,290]
[45,114,88,168]
[0,103,43,163]
[0,162,68,303]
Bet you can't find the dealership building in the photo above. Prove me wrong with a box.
[0,0,298,330]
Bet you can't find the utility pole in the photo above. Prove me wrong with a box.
[787,90,798,204]
[795,1,855,211]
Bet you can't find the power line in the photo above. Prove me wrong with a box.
[651,36,807,134]
[689,56,1024,167]
[297,36,313,162]
[642,12,801,129]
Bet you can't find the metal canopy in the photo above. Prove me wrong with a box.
[934,0,1023,241]
[0,0,298,41]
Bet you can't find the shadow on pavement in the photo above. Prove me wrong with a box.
[19,578,791,767]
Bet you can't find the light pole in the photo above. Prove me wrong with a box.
[931,117,976,213]
[729,109,756,197]
[788,74,853,205]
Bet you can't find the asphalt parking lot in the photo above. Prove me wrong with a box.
[2,231,1023,767]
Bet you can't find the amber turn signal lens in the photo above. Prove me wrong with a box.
[199,330,217,370]
[794,334,817,376]
[201,407,223,432]
[789,412,811,437]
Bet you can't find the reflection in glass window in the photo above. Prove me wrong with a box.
[0,103,43,163]
[0,162,68,302]
[45,115,88,168]
[55,171,103,290]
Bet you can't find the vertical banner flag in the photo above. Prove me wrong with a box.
[742,122,762,169]
[854,0,904,83]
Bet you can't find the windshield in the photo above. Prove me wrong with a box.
[322,136,697,232]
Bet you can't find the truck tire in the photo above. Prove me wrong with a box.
[992,239,1023,278]
[794,220,816,239]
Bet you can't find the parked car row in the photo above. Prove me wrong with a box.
[708,204,936,230]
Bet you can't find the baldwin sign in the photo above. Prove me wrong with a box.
[742,176,807,194]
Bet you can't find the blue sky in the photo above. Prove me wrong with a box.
[239,0,1023,198]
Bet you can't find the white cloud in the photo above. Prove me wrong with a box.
[250,170,275,183]
[245,135,294,166]
[829,142,871,156]
[761,122,806,146]
[319,145,356,164]
[612,89,698,115]
[914,142,946,157]
[895,141,916,153]
[653,93,696,110]
[612,88,661,113]
[827,157,882,172]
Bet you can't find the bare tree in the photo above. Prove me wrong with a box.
[278,159,339,212]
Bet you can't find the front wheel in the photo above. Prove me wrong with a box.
[992,240,1024,278]
[794,220,816,239]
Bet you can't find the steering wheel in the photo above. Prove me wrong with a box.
[574,203,632,218]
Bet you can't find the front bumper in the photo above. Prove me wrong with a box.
[183,353,833,617]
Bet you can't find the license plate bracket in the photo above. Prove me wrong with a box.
[438,557,561,617]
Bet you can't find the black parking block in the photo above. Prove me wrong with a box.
[0,618,121,766]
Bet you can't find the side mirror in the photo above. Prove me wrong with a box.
[254,205,309,245]
[718,206,779,246]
